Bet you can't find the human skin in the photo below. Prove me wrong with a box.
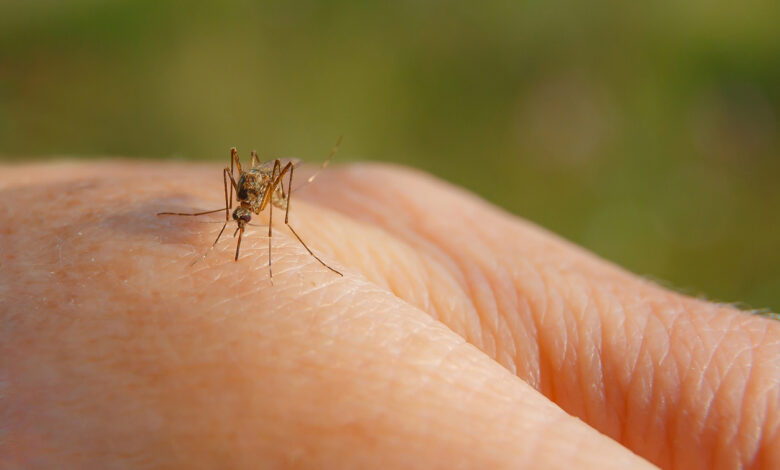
[1,161,778,470]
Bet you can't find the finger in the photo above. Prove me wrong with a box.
[299,163,780,470]
[0,162,655,469]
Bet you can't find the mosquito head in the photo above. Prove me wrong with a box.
[232,207,252,228]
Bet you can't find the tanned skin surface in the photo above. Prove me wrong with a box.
[1,161,778,469]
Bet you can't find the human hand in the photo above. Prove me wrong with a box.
[2,161,778,469]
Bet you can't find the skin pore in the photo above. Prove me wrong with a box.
[1,161,778,469]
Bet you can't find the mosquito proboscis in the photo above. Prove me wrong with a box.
[157,138,343,280]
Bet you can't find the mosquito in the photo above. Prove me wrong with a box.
[158,138,343,279]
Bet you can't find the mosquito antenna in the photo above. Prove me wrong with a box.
[235,227,244,261]
[191,220,228,266]
[290,136,342,193]
[309,135,342,183]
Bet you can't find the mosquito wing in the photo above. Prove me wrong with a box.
[256,157,302,172]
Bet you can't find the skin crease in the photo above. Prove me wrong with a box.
[0,161,777,469]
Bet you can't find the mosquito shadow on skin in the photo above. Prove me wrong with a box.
[0,180,208,264]
[0,180,238,272]
[105,194,230,246]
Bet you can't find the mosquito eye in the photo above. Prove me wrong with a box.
[239,213,251,223]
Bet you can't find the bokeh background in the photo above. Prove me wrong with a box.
[1,0,778,313]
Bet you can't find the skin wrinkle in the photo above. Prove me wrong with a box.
[746,357,771,468]
[543,266,581,410]
[597,282,632,443]
[500,265,528,378]
[534,269,566,400]
[415,262,451,335]
[344,227,391,290]
[548,266,589,416]
[695,315,739,465]
[486,255,524,375]
[496,299,519,375]
[624,290,654,447]
[383,245,429,316]
[715,335,753,447]
[513,294,541,389]
[763,418,780,469]
[413,264,435,318]
[647,314,676,465]
[588,281,611,433]
[515,258,547,391]
[573,276,602,427]
[696,311,772,469]
[626,294,684,463]
[431,248,494,352]
[672,312,713,469]
[725,344,753,467]
[642,297,691,464]
[561,274,592,422]
[465,262,501,361]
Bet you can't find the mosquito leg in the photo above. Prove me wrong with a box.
[251,150,259,168]
[157,208,226,217]
[268,191,274,281]
[285,224,342,276]
[284,162,293,224]
[267,160,292,208]
[231,147,242,174]
[222,165,230,221]
[267,159,282,281]
[212,222,228,248]
[191,169,235,265]
[161,163,239,264]
[257,160,341,275]
[157,165,237,219]
[230,148,242,208]
[279,167,286,199]
[224,167,240,200]
[190,219,229,267]
[283,163,343,276]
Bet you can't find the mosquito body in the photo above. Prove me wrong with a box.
[158,139,343,280]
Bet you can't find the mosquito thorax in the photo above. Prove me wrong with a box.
[236,174,250,201]
[237,171,265,203]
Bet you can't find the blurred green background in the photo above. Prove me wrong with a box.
[1,0,778,312]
